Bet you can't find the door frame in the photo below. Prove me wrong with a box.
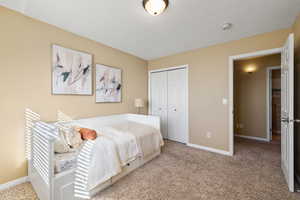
[266,66,281,142]
[148,64,189,144]
[228,48,282,156]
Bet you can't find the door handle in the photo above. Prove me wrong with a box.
[281,118,300,123]
[290,119,300,123]
[281,118,289,123]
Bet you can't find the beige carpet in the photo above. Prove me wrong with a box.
[1,138,299,200]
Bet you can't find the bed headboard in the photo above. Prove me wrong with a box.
[65,114,160,132]
[126,114,160,131]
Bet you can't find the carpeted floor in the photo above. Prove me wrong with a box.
[1,138,299,200]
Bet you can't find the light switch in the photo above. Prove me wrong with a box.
[222,98,228,105]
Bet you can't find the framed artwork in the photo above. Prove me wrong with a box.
[52,44,92,95]
[95,64,122,103]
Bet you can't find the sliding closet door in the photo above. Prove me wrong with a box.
[150,71,168,138]
[167,69,187,143]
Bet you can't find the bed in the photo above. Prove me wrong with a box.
[27,113,162,200]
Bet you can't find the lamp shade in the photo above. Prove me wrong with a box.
[134,98,145,108]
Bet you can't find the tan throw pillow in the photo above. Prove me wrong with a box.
[54,129,71,153]
[64,127,83,149]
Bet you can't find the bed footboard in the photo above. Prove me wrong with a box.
[30,121,58,200]
[74,140,95,199]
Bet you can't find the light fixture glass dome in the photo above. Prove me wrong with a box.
[143,0,169,16]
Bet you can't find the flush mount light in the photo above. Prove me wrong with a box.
[143,0,169,16]
[245,65,256,74]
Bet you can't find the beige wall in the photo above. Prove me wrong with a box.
[148,28,291,152]
[0,6,148,184]
[234,54,281,138]
[293,14,300,177]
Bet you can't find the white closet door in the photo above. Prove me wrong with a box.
[167,69,187,143]
[150,71,168,138]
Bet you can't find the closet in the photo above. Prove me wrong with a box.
[149,66,188,143]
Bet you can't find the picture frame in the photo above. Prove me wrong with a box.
[52,44,93,95]
[95,64,122,103]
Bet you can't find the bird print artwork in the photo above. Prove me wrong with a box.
[52,45,92,95]
[95,64,122,102]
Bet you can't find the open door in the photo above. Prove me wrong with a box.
[281,33,294,192]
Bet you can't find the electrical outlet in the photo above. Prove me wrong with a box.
[206,132,212,138]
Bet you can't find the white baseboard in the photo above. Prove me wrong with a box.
[187,143,232,156]
[235,134,269,142]
[0,176,29,191]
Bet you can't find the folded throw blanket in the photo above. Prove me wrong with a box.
[100,126,140,166]
[87,136,121,190]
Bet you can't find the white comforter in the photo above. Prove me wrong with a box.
[105,121,164,158]
[80,120,163,191]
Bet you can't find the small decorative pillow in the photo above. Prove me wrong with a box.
[78,128,97,140]
[64,127,83,149]
[54,128,71,153]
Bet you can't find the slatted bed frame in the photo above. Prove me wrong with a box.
[26,110,161,200]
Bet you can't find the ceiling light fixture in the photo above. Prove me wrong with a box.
[245,65,256,74]
[143,0,169,16]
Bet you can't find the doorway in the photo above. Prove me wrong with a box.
[229,48,282,154]
[233,54,281,142]
[267,67,281,142]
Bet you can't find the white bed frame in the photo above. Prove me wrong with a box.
[27,113,161,200]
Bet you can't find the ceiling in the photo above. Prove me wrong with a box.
[1,0,300,60]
